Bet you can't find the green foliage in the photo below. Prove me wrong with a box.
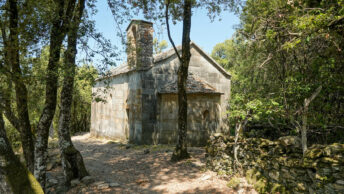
[211,39,236,69]
[27,46,51,128]
[153,38,168,54]
[4,119,21,151]
[70,64,98,134]
[18,45,98,136]
[213,0,344,139]
[227,176,241,189]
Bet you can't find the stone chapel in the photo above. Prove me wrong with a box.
[91,20,231,146]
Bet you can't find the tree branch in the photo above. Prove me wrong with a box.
[294,85,323,115]
[304,85,322,108]
[3,108,20,132]
[258,53,272,68]
[165,0,181,62]
[0,93,20,132]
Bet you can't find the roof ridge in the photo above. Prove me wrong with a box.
[97,42,231,81]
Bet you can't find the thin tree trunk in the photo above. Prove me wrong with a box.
[58,0,88,187]
[7,0,35,172]
[233,122,242,169]
[170,0,192,162]
[0,24,21,133]
[233,111,250,172]
[301,104,308,155]
[0,84,20,134]
[0,107,43,193]
[301,85,322,156]
[34,0,76,188]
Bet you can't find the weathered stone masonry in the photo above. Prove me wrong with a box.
[206,134,344,193]
[91,20,231,145]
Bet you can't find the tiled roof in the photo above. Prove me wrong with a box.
[95,63,132,81]
[110,63,132,76]
[99,42,231,80]
[159,73,222,94]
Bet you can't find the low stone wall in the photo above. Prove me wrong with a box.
[206,134,344,193]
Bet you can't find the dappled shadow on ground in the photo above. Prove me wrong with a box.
[66,133,233,194]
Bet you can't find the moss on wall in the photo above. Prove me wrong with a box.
[206,134,344,193]
[2,156,44,194]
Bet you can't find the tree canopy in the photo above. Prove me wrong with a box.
[212,0,344,143]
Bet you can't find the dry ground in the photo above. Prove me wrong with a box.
[47,133,256,194]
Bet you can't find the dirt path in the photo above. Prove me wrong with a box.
[47,133,256,194]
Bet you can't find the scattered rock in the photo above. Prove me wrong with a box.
[97,183,110,189]
[136,178,149,185]
[189,162,198,168]
[81,176,94,185]
[144,149,150,154]
[109,182,120,187]
[125,144,131,149]
[200,175,211,181]
[92,181,105,186]
[71,179,80,187]
[237,188,245,194]
[336,180,344,185]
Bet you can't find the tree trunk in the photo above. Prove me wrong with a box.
[301,103,308,156]
[300,85,322,156]
[170,0,192,162]
[233,111,250,172]
[233,122,242,171]
[34,0,76,188]
[0,108,43,194]
[7,0,35,172]
[58,0,88,187]
[0,25,21,133]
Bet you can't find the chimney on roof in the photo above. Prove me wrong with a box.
[126,20,153,69]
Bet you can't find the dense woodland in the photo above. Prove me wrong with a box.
[212,0,344,145]
[0,0,343,193]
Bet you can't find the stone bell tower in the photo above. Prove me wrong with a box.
[126,20,153,69]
